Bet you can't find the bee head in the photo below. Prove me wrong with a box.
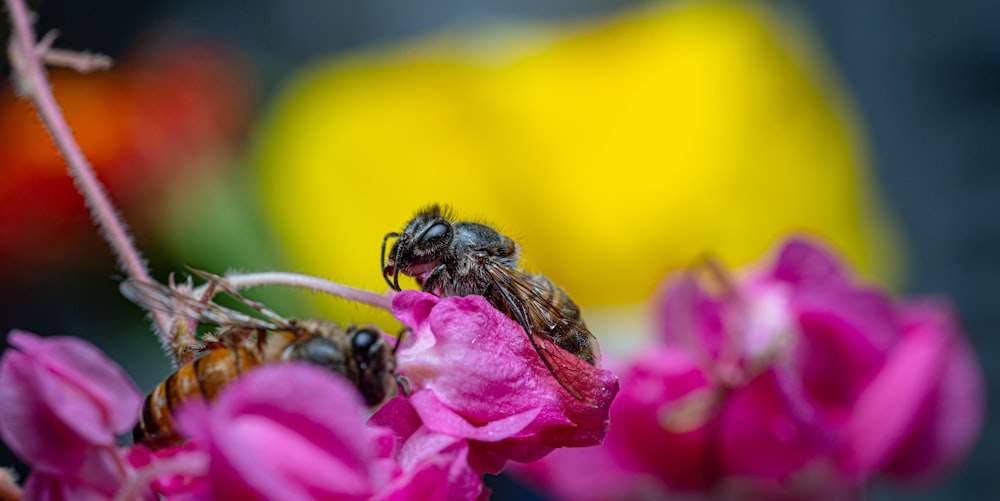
[382,205,454,291]
[350,327,396,406]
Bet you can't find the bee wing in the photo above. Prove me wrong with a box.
[481,262,605,407]
[120,279,284,331]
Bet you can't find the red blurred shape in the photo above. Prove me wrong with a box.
[0,42,254,274]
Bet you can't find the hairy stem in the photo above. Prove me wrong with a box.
[4,0,180,360]
[194,271,395,312]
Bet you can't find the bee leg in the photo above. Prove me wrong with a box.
[418,263,449,294]
[394,374,412,396]
[381,232,400,290]
[393,326,411,354]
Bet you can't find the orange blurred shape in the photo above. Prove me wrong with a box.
[0,42,254,273]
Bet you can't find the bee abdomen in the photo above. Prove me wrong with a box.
[133,346,261,449]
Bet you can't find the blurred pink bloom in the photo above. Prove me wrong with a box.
[515,237,984,499]
[0,330,145,499]
[174,363,397,501]
[382,291,618,470]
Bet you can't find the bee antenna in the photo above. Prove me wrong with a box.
[381,232,400,290]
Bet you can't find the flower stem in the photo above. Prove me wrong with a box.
[3,0,177,358]
[194,271,395,312]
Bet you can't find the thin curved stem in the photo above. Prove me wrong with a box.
[193,271,395,312]
[4,0,178,358]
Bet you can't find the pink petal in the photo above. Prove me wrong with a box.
[125,443,209,498]
[408,390,542,443]
[23,473,113,501]
[656,274,729,358]
[20,447,150,501]
[373,459,451,501]
[7,331,142,435]
[370,395,424,446]
[0,331,140,477]
[881,301,985,482]
[605,347,718,490]
[370,397,486,500]
[0,349,92,472]
[374,435,483,501]
[719,368,836,480]
[768,238,847,288]
[792,287,898,414]
[509,437,667,501]
[838,303,955,479]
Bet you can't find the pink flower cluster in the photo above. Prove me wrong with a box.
[512,238,985,500]
[0,288,619,499]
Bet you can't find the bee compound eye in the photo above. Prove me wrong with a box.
[351,329,377,355]
[422,222,449,244]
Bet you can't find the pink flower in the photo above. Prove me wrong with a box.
[379,291,618,470]
[0,330,145,498]
[174,363,397,501]
[735,239,984,485]
[513,237,984,499]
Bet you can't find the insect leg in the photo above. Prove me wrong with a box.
[381,232,400,290]
[393,326,411,354]
[418,263,449,294]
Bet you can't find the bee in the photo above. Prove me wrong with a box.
[381,204,603,406]
[121,272,399,450]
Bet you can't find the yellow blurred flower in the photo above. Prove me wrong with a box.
[253,1,899,328]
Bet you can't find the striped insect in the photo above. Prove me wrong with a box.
[121,272,398,449]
